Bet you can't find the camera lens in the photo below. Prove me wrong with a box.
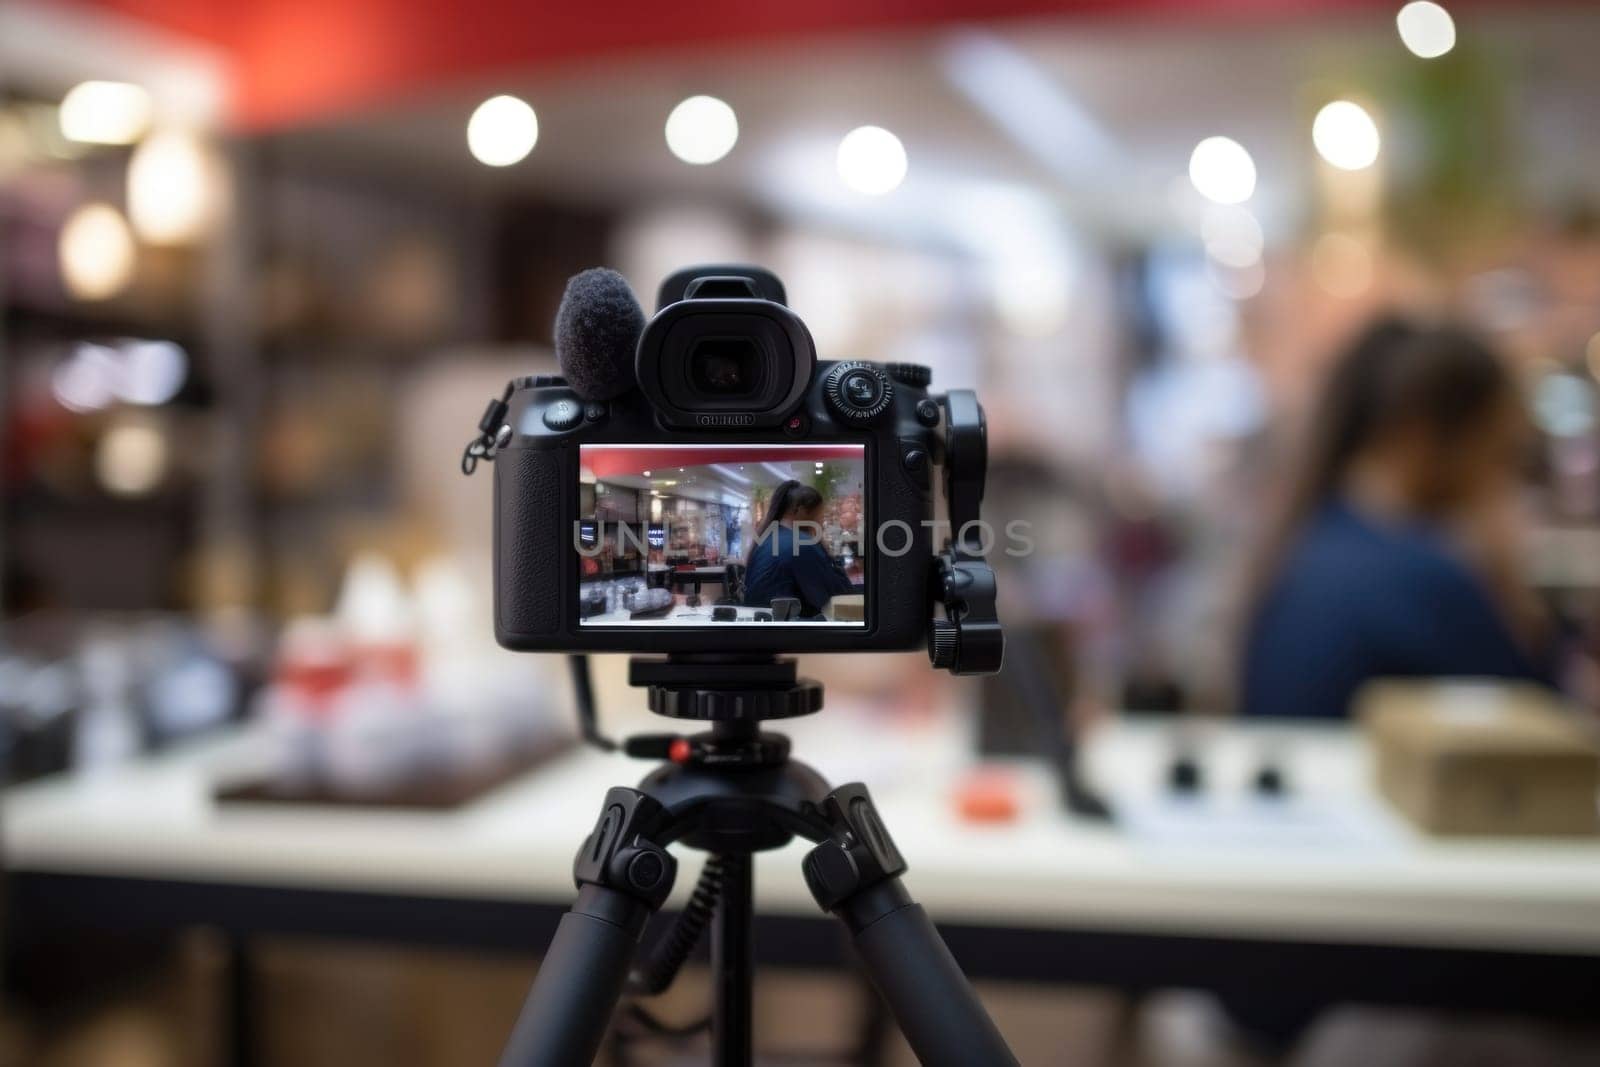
[689,338,759,397]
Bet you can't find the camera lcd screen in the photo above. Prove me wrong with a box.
[578,444,866,627]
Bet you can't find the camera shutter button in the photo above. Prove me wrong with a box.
[543,399,583,430]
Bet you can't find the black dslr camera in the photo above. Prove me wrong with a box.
[463,264,1000,674]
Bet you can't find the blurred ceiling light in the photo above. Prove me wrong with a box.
[58,202,136,301]
[96,418,168,495]
[51,343,120,413]
[128,129,219,244]
[466,95,538,167]
[58,81,151,145]
[117,340,188,404]
[938,32,1122,187]
[1396,1,1456,59]
[940,182,1076,338]
[1200,205,1264,269]
[836,126,907,196]
[1187,136,1255,205]
[1310,232,1373,298]
[664,95,738,165]
[1312,101,1381,171]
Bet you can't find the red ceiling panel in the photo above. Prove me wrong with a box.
[55,0,1474,130]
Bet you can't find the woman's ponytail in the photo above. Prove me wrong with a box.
[756,480,801,539]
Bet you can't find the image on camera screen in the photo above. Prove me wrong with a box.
[578,444,866,627]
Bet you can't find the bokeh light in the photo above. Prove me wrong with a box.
[58,203,137,301]
[118,340,189,405]
[1187,136,1256,205]
[1397,1,1457,59]
[96,419,169,496]
[1534,373,1596,438]
[1200,205,1264,269]
[466,95,538,166]
[1209,259,1265,301]
[836,126,907,196]
[1313,101,1381,171]
[664,95,738,165]
[128,130,220,244]
[58,81,151,145]
[50,340,189,412]
[51,343,121,412]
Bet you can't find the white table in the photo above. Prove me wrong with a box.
[7,713,1600,1025]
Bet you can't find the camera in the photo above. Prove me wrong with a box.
[465,264,1000,672]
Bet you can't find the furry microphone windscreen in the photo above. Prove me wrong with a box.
[553,268,646,401]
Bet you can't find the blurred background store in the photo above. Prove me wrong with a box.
[3,1,1600,1065]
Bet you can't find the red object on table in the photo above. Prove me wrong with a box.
[954,769,1021,824]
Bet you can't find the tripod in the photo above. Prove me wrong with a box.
[498,653,1019,1066]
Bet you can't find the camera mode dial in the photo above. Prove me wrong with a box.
[824,362,894,425]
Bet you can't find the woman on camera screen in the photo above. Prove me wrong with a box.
[744,480,856,619]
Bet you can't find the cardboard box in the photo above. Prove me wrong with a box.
[1359,681,1600,837]
[824,593,865,622]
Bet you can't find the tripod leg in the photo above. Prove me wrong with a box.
[501,885,654,1066]
[500,789,678,1067]
[803,785,1018,1067]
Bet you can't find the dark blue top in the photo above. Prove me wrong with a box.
[743,525,855,618]
[1241,500,1547,719]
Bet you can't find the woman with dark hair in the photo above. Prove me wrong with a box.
[1240,316,1552,719]
[743,479,855,618]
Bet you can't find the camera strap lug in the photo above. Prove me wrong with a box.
[460,383,514,476]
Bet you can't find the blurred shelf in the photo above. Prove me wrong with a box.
[4,302,202,345]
